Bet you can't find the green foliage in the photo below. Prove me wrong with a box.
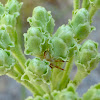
[0,0,100,100]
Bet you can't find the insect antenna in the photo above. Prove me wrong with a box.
[50,63,64,71]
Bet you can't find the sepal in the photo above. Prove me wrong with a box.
[0,49,15,76]
[0,26,14,49]
[5,0,23,14]
[0,13,18,27]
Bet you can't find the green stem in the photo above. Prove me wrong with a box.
[72,70,88,88]
[59,57,73,90]
[50,62,65,91]
[11,41,46,96]
[41,83,53,99]
[74,0,80,11]
[21,85,26,100]
[14,62,24,74]
[89,6,97,23]
[11,44,26,69]
[82,0,90,10]
[21,81,44,96]
[41,83,50,94]
[51,68,59,91]
[7,69,45,96]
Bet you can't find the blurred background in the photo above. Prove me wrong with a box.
[0,0,100,100]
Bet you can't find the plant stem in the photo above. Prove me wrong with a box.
[11,44,26,69]
[11,40,46,96]
[14,62,24,74]
[82,0,90,10]
[89,6,97,23]
[74,0,80,11]
[41,83,50,94]
[51,62,64,91]
[21,85,26,100]
[41,83,53,99]
[21,81,45,96]
[51,68,60,91]
[7,69,45,96]
[59,57,73,90]
[72,70,88,88]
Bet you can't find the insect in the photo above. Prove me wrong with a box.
[44,51,68,70]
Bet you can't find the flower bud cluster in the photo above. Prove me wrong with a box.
[0,0,23,49]
[0,0,22,76]
[24,6,55,57]
[49,25,76,61]
[22,58,51,84]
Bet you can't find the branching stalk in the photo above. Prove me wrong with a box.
[59,57,74,90]
[72,70,88,88]
[7,68,46,96]
[89,6,97,23]
[82,0,90,10]
[74,0,80,11]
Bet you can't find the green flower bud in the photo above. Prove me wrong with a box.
[0,26,14,49]
[54,25,75,47]
[52,83,79,100]
[5,0,23,14]
[27,6,55,34]
[22,58,51,84]
[24,27,48,57]
[90,0,100,8]
[71,8,89,27]
[0,13,17,27]
[50,37,68,61]
[83,83,100,100]
[50,25,76,61]
[0,49,15,76]
[70,8,94,42]
[76,40,100,72]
